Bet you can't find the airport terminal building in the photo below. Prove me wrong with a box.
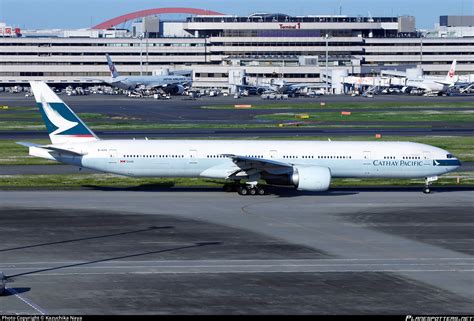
[0,11,473,90]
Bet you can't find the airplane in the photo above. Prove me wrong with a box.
[104,54,192,95]
[269,79,326,96]
[237,76,319,96]
[18,81,461,195]
[401,60,458,95]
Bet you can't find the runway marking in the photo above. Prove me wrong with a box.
[11,270,474,277]
[3,259,473,276]
[5,287,47,315]
[2,257,474,266]
[4,263,474,269]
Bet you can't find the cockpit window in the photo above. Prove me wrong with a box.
[447,154,454,159]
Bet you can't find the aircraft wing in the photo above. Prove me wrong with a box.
[236,84,269,90]
[145,82,181,89]
[434,80,454,86]
[171,70,192,76]
[287,83,315,89]
[222,154,293,175]
[81,77,109,84]
[381,70,407,77]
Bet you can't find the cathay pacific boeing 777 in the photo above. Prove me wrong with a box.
[18,81,461,195]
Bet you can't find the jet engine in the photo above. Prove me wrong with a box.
[165,84,186,95]
[263,165,331,191]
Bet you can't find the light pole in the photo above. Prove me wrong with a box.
[325,34,330,94]
[420,35,423,71]
[145,31,149,75]
[138,33,144,76]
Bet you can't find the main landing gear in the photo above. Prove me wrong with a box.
[423,176,438,194]
[223,183,265,195]
[237,185,265,196]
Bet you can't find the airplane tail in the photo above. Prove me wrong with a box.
[106,54,120,78]
[445,60,457,83]
[29,81,99,144]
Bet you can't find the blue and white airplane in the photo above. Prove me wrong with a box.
[18,81,461,195]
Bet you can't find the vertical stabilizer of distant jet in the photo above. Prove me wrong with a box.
[445,60,457,83]
[106,54,120,79]
[29,81,99,144]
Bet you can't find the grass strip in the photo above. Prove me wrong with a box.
[0,173,472,189]
[203,101,474,110]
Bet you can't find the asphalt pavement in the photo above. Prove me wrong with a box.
[0,190,472,314]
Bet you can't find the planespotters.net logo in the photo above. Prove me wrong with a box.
[406,316,474,321]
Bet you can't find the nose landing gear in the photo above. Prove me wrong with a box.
[423,176,438,194]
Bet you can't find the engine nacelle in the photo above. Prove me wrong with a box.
[176,84,186,95]
[292,165,331,191]
[165,84,186,95]
[263,165,331,192]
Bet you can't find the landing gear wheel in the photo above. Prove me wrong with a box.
[248,187,257,195]
[257,187,265,195]
[238,186,248,195]
[423,187,431,194]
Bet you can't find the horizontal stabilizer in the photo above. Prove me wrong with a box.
[16,142,84,156]
[42,146,85,156]
[16,141,41,148]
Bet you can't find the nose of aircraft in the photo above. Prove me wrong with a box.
[442,150,462,171]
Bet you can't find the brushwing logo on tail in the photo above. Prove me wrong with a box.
[40,95,78,135]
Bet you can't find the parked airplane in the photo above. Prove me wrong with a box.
[237,77,319,96]
[270,79,324,95]
[19,81,461,195]
[402,60,457,95]
[105,54,192,94]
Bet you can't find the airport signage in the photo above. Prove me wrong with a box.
[279,22,301,29]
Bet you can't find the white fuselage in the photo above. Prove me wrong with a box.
[33,140,460,180]
[109,75,191,91]
[405,78,449,93]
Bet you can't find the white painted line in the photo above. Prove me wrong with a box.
[6,287,47,315]
[2,257,473,265]
[16,269,474,276]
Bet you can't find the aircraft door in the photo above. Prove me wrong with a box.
[423,151,431,165]
[269,149,278,159]
[108,148,118,166]
[104,148,119,171]
[363,151,371,161]
[189,149,198,165]
[363,151,371,176]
